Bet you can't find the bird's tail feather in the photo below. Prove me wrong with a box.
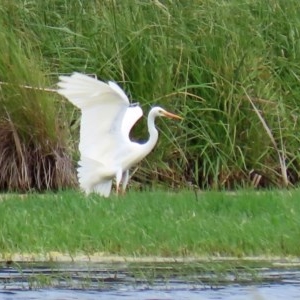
[93,180,113,198]
[78,157,112,197]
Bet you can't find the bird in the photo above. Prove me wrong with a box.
[57,72,182,197]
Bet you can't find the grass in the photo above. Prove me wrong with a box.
[0,4,76,191]
[0,189,299,258]
[2,0,300,190]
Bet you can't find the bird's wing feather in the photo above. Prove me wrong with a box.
[77,157,113,196]
[57,72,130,108]
[57,72,130,165]
[121,105,143,140]
[108,81,130,103]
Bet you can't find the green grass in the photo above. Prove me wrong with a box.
[0,3,75,191]
[1,189,299,258]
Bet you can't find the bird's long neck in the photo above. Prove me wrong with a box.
[143,109,159,154]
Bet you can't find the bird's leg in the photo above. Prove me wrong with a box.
[116,169,123,196]
[121,170,129,196]
[115,183,120,196]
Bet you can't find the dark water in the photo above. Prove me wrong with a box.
[0,261,299,299]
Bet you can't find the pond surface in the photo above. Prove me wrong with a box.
[0,260,299,299]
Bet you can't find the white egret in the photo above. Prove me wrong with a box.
[57,72,182,197]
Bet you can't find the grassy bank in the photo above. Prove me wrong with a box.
[1,189,299,258]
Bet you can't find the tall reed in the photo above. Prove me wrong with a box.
[1,0,300,190]
[0,5,76,191]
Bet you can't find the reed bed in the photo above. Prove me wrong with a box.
[1,0,300,190]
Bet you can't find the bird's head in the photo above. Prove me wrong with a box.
[152,107,183,120]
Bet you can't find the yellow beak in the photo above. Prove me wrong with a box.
[163,111,183,120]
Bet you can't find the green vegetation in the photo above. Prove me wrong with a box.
[1,0,300,190]
[1,189,299,257]
[0,3,75,191]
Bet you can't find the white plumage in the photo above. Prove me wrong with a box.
[57,72,182,197]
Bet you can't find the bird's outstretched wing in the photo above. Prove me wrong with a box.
[58,73,131,164]
[57,73,145,196]
[121,104,143,141]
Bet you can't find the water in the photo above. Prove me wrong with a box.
[0,261,299,299]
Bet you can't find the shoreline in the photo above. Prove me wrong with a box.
[2,252,300,266]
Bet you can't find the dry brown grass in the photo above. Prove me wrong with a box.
[0,118,76,191]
